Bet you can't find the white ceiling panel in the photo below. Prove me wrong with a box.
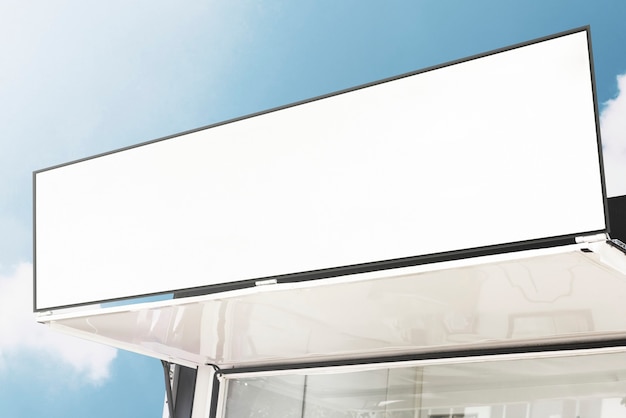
[40,242,626,368]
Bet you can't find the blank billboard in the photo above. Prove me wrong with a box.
[34,28,606,311]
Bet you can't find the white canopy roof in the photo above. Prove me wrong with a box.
[38,239,626,369]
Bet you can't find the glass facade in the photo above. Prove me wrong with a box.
[222,350,626,418]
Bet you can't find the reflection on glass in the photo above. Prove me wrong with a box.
[223,351,626,418]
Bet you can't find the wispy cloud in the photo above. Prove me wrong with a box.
[0,263,117,383]
[601,72,626,198]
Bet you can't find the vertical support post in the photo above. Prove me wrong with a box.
[191,366,216,418]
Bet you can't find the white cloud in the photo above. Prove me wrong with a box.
[0,263,117,383]
[601,73,626,198]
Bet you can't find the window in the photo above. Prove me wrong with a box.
[220,349,626,418]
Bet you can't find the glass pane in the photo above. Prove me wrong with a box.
[223,350,626,418]
[224,374,306,418]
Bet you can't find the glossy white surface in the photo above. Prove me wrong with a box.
[40,243,626,368]
[34,29,605,310]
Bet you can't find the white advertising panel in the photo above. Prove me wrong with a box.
[34,28,606,310]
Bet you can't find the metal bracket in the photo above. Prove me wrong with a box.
[255,278,278,287]
[575,233,609,244]
[607,238,626,255]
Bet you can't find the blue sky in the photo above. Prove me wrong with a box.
[1,1,625,417]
